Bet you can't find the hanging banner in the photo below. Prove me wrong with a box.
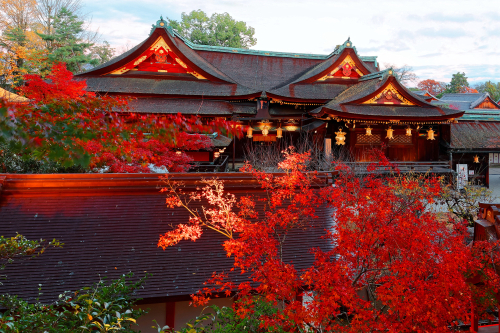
[489,153,494,164]
[457,164,468,190]
[494,153,499,164]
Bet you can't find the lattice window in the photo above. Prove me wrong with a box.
[390,135,412,145]
[357,134,381,145]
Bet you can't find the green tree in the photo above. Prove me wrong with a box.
[443,72,473,95]
[475,81,500,102]
[38,7,97,73]
[168,10,257,49]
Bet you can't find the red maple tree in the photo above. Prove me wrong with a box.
[417,79,446,96]
[0,63,241,172]
[159,149,500,332]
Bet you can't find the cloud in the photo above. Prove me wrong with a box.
[420,53,442,58]
[408,13,476,23]
[415,27,468,38]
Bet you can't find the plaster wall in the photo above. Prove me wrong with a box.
[133,303,166,333]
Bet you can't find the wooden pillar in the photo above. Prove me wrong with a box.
[471,302,479,333]
[166,302,175,329]
[232,136,236,171]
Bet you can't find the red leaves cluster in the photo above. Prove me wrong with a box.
[2,63,241,172]
[159,149,500,331]
[417,79,446,96]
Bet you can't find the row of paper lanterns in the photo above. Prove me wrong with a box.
[335,126,436,145]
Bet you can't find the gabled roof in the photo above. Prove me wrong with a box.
[413,90,438,102]
[77,18,379,102]
[310,73,463,122]
[438,93,500,111]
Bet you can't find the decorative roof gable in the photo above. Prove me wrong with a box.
[108,35,206,79]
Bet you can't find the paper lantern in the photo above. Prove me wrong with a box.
[262,126,269,136]
[175,150,182,156]
[427,127,435,140]
[406,127,412,136]
[335,127,346,145]
[214,151,220,158]
[386,126,394,140]
[277,127,283,138]
[366,126,372,136]
[473,155,480,163]
[247,126,253,138]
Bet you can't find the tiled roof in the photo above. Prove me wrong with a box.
[340,105,456,118]
[450,122,500,150]
[269,83,347,100]
[0,173,334,303]
[81,76,259,97]
[126,98,256,115]
[196,50,323,91]
[439,93,500,110]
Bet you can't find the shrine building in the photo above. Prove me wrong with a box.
[77,17,465,173]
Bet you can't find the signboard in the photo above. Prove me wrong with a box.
[469,170,474,176]
[457,164,468,190]
[495,153,499,164]
[489,153,494,164]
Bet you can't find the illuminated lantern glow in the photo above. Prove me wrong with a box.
[386,126,394,140]
[335,127,347,145]
[406,127,412,136]
[247,126,253,138]
[427,127,435,140]
[277,127,283,138]
[366,126,372,136]
[214,151,220,158]
[473,155,480,163]
[175,150,182,156]
[262,126,269,136]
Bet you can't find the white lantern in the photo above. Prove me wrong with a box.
[427,127,435,140]
[214,151,220,158]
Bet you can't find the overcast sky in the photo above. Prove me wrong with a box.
[83,0,500,86]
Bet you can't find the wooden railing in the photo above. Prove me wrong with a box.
[341,161,452,174]
[189,155,229,173]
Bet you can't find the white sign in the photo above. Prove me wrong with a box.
[495,153,499,164]
[457,164,468,190]
[469,170,474,176]
[489,153,494,164]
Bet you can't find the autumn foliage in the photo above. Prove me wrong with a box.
[159,149,500,332]
[0,63,241,172]
[417,79,446,96]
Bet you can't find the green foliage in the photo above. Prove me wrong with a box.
[0,141,88,173]
[38,7,98,73]
[0,273,147,333]
[444,72,470,94]
[475,81,500,102]
[168,10,257,49]
[90,41,116,66]
[0,234,62,271]
[157,299,288,333]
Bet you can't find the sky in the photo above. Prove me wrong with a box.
[82,0,500,86]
